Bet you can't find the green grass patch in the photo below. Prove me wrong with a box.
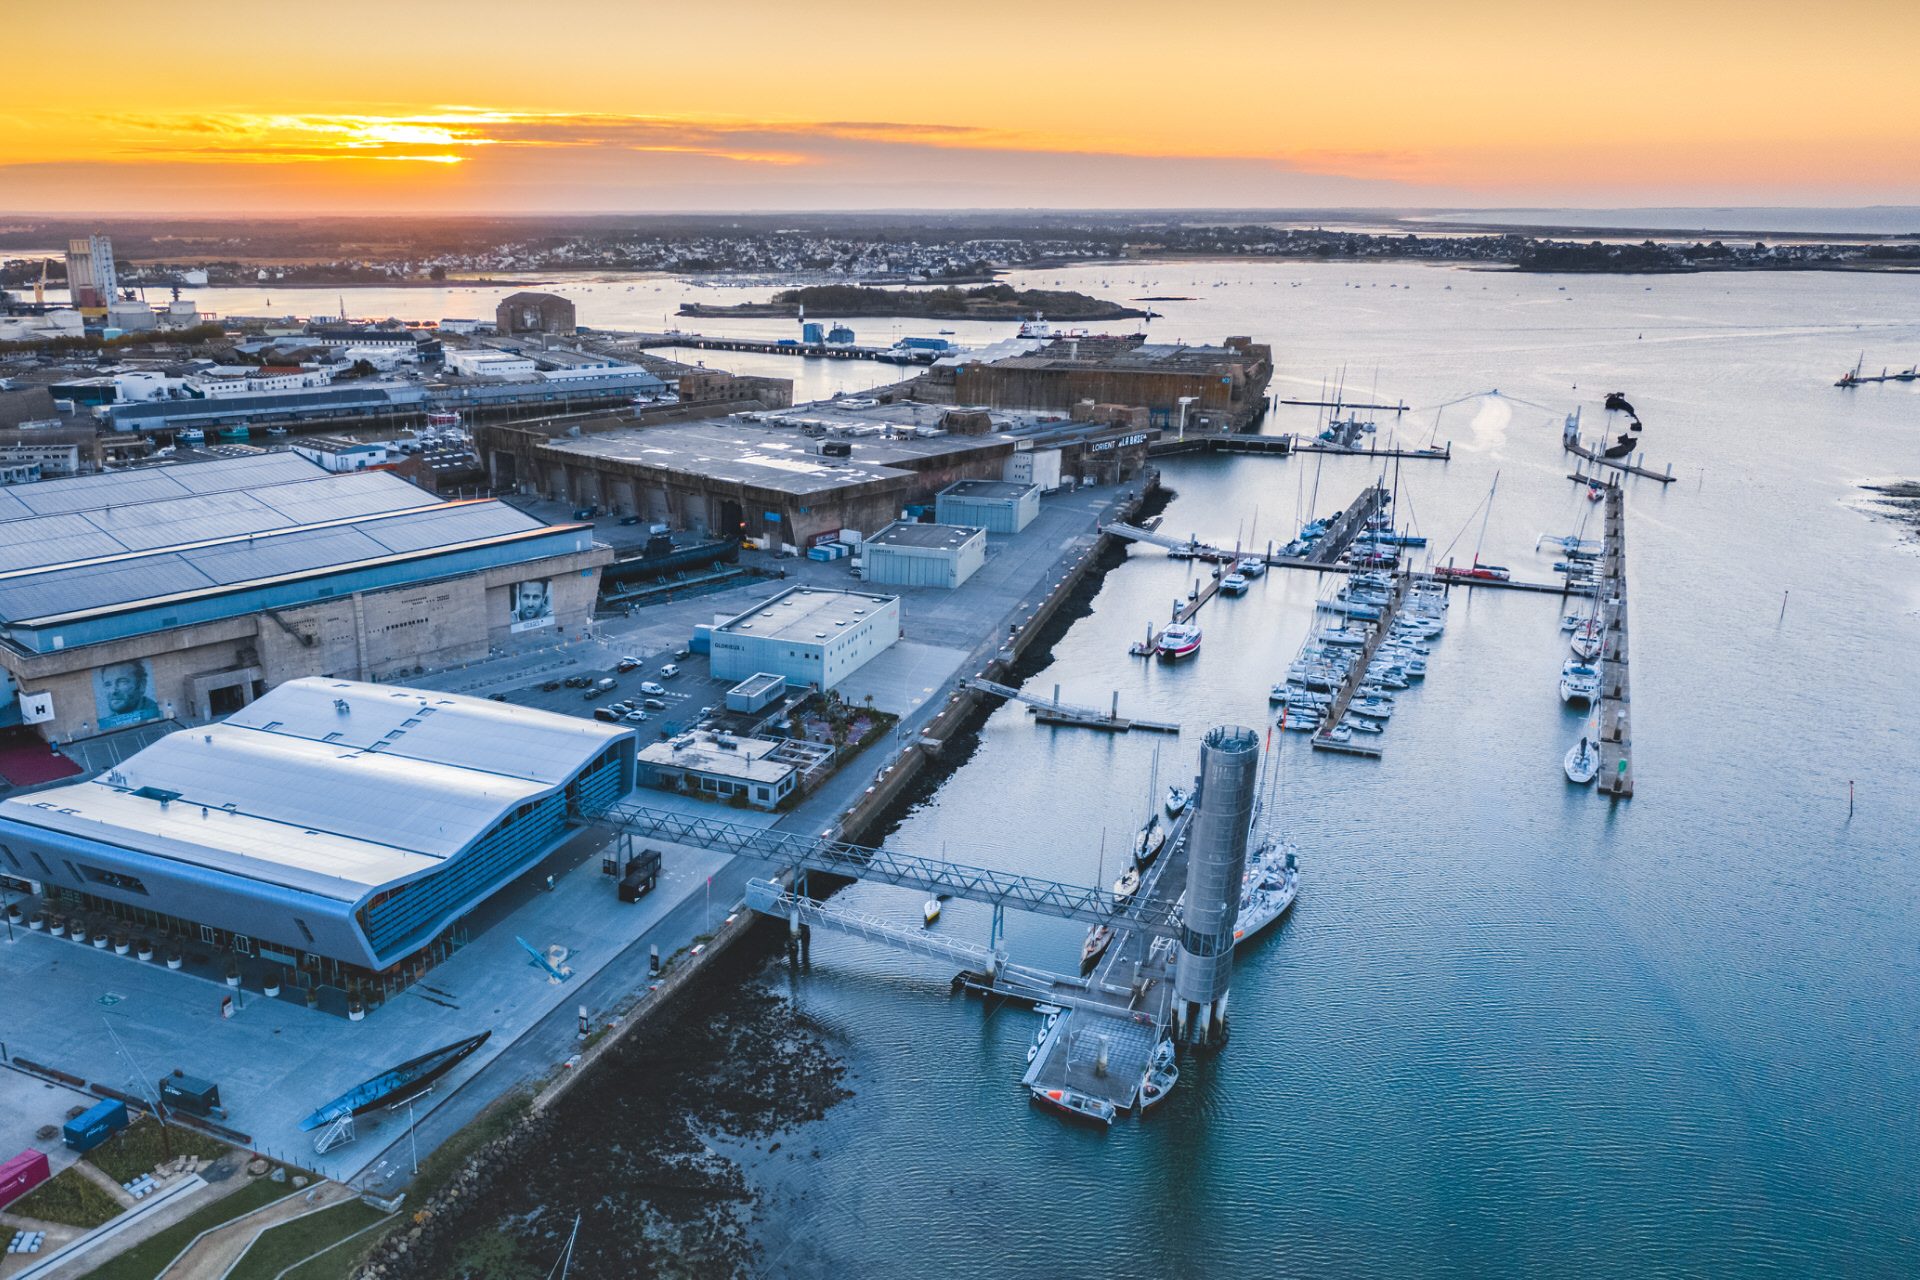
[87,1178,296,1280]
[409,1087,532,1201]
[227,1199,391,1280]
[9,1166,124,1229]
[85,1116,229,1183]
[279,1215,393,1280]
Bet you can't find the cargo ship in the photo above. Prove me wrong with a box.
[298,1031,491,1130]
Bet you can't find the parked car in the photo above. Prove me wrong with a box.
[488,693,507,702]
[618,515,642,526]
[624,710,648,723]
[595,677,616,691]
[584,687,606,701]
[563,675,591,689]
[593,707,623,722]
[659,663,679,679]
[541,680,561,692]
[615,657,640,673]
[642,697,667,710]
[639,681,666,696]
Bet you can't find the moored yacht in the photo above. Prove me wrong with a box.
[1559,659,1600,705]
[1157,621,1202,660]
[1564,735,1600,784]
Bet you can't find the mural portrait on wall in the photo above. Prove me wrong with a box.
[509,578,554,633]
[95,659,161,729]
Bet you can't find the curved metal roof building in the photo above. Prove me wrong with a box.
[0,678,635,972]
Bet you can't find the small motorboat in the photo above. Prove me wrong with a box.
[1220,572,1249,595]
[923,897,942,926]
[1318,724,1354,744]
[1112,866,1141,904]
[1031,1086,1116,1127]
[1236,558,1266,578]
[1565,735,1600,784]
[1281,713,1320,732]
[1343,716,1384,734]
[1165,785,1190,816]
[1081,924,1114,972]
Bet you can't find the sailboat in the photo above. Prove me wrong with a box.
[1235,727,1301,946]
[1564,733,1600,784]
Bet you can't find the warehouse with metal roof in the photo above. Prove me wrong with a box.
[0,678,637,994]
[0,454,610,751]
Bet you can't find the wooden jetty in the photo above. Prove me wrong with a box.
[1566,439,1676,484]
[1277,397,1409,412]
[617,331,903,362]
[1309,572,1404,757]
[1595,486,1633,796]
[1288,437,1451,462]
[964,677,1179,735]
[1147,433,1292,459]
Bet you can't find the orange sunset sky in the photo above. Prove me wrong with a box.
[2,0,1915,213]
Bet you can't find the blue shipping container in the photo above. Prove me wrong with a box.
[62,1098,129,1152]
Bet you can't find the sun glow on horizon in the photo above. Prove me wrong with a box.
[2,0,1915,212]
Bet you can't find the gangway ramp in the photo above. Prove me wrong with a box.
[605,804,1184,936]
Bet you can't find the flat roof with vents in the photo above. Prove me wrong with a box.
[712,585,898,645]
[864,521,984,550]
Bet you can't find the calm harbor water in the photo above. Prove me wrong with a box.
[209,263,1919,1273]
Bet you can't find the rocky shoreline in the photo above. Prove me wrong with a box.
[1861,480,1920,537]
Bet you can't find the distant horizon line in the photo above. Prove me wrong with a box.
[4,203,1918,220]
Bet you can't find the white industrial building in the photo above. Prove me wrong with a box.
[637,730,799,810]
[859,521,985,589]
[935,479,1040,534]
[1004,446,1064,492]
[445,350,537,379]
[708,586,900,690]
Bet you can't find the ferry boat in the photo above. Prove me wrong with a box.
[1219,572,1249,596]
[1235,558,1266,578]
[1156,621,1201,661]
[1233,842,1299,945]
[298,1031,492,1130]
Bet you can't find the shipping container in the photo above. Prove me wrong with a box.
[62,1098,129,1152]
[159,1072,223,1118]
[0,1149,50,1211]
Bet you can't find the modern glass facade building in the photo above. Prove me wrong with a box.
[0,679,635,992]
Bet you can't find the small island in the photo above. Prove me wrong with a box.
[679,283,1149,321]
